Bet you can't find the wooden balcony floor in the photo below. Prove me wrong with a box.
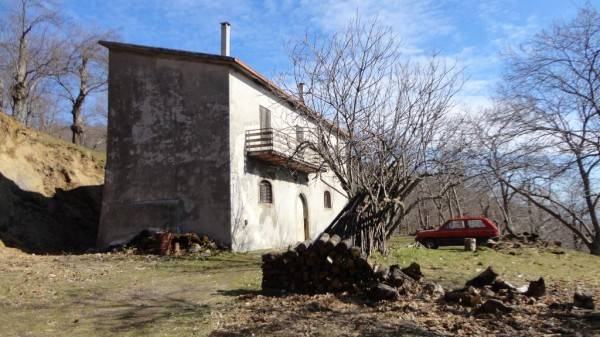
[247,150,323,174]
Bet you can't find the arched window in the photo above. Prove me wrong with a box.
[259,180,273,203]
[324,191,332,208]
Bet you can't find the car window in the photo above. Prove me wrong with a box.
[444,220,465,230]
[468,220,486,229]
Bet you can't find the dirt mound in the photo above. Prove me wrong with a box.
[0,112,105,253]
[0,113,104,196]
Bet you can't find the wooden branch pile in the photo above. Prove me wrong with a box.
[125,229,218,256]
[262,233,424,298]
[322,193,392,255]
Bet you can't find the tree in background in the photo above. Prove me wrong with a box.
[0,0,111,148]
[54,27,111,144]
[491,5,600,254]
[0,0,62,124]
[291,17,463,254]
[466,110,521,236]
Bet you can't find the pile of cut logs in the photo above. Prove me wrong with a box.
[262,233,425,297]
[262,233,376,293]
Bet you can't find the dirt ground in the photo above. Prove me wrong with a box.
[1,237,599,337]
[0,247,260,337]
[211,283,600,337]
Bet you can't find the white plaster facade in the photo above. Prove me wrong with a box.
[229,69,346,251]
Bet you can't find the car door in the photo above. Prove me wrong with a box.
[441,220,467,245]
[466,219,490,242]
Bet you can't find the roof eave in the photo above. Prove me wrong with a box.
[98,40,348,138]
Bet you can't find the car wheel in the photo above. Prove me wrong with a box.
[423,239,438,249]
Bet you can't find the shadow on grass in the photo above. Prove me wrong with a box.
[216,289,262,297]
[79,291,215,334]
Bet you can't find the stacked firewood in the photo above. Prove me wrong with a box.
[262,233,377,294]
[262,233,426,298]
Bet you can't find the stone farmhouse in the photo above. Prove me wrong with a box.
[97,23,347,251]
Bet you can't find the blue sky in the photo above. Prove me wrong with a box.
[37,1,600,110]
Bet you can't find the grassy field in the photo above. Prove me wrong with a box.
[372,236,600,288]
[1,237,599,337]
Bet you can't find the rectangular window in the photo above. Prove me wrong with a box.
[260,106,271,129]
[444,220,465,230]
[468,220,486,229]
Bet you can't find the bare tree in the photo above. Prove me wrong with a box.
[291,18,462,254]
[25,77,61,129]
[54,27,110,144]
[467,111,522,235]
[0,0,62,124]
[492,5,600,254]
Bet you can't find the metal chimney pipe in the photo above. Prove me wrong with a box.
[221,22,230,56]
[297,82,305,103]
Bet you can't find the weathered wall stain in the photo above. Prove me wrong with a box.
[98,50,231,247]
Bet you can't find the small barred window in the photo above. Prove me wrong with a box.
[259,180,273,204]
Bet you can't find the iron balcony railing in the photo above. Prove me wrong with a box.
[245,128,323,173]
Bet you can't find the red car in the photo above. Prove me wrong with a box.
[415,216,500,249]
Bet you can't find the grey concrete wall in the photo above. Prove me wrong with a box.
[98,50,231,247]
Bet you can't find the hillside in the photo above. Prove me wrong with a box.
[0,112,105,253]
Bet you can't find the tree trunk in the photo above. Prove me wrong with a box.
[417,202,426,229]
[500,183,516,236]
[11,83,27,122]
[71,95,85,144]
[589,239,600,256]
[446,194,454,218]
[452,187,463,216]
[71,56,89,145]
[12,34,28,123]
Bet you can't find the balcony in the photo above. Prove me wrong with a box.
[245,128,323,173]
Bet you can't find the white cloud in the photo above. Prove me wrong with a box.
[299,0,456,49]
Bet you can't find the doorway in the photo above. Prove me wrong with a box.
[299,194,309,240]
